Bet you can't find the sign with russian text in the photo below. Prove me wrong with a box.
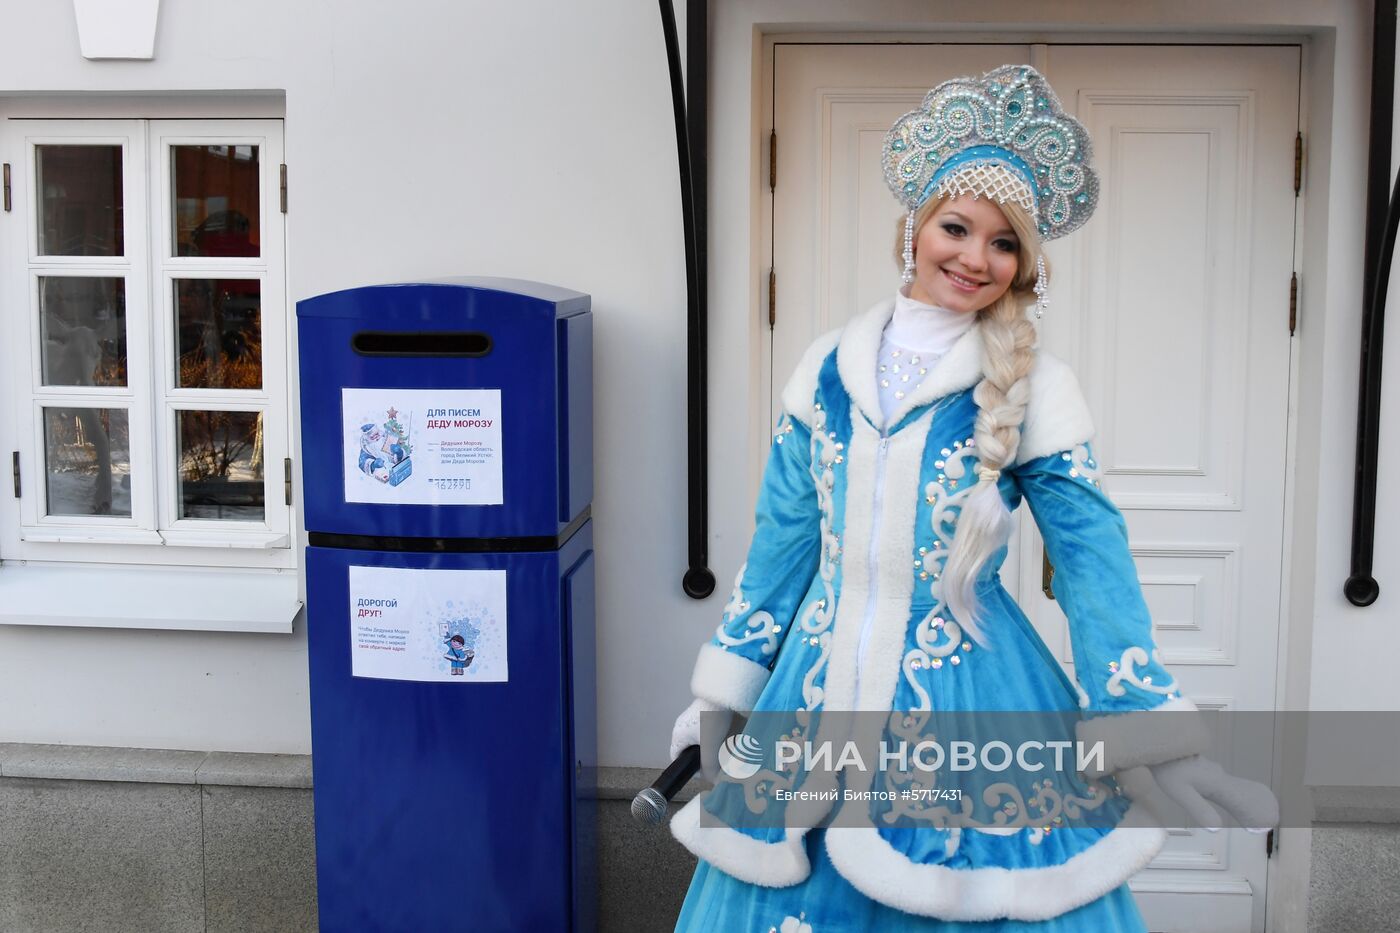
[341,387,503,505]
[348,564,508,683]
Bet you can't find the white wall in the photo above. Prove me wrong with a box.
[0,0,693,755]
[0,1,1392,796]
[1300,0,1400,787]
[1306,4,1400,714]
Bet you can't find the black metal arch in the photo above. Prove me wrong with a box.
[659,0,716,600]
[1347,0,1398,607]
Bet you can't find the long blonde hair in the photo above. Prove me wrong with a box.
[894,195,1044,647]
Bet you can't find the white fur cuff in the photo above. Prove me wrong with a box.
[691,643,771,712]
[1076,695,1210,777]
[670,794,811,887]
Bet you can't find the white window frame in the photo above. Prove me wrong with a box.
[1,118,294,571]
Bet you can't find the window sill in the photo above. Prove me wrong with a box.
[156,529,290,549]
[20,527,289,548]
[0,564,301,633]
[20,527,166,546]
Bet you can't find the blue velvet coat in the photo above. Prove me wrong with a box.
[671,299,1208,924]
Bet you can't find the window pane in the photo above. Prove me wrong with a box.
[172,145,260,257]
[35,145,124,257]
[43,407,131,517]
[175,279,262,389]
[177,410,265,521]
[39,276,128,387]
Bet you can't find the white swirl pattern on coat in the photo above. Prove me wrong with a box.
[1106,646,1178,698]
[713,561,779,656]
[797,404,841,712]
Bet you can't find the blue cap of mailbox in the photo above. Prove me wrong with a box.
[296,277,590,318]
[297,278,593,542]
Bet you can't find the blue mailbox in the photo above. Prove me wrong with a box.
[298,278,596,932]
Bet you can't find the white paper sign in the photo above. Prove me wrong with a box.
[342,387,503,505]
[347,564,508,683]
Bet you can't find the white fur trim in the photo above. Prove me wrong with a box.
[780,328,843,426]
[788,407,937,826]
[824,809,1166,921]
[805,404,936,714]
[837,299,987,430]
[1076,695,1210,777]
[827,300,1088,450]
[836,300,895,428]
[691,643,771,712]
[669,793,811,887]
[856,409,934,711]
[1015,351,1095,464]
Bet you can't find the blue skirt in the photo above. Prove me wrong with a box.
[674,828,1148,933]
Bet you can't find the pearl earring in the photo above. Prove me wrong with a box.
[1033,254,1049,319]
[901,210,916,285]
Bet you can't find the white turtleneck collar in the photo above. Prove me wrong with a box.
[885,285,977,354]
[875,287,979,424]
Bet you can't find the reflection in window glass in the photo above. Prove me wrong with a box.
[39,277,128,387]
[43,408,132,517]
[177,410,265,521]
[175,279,262,389]
[172,145,260,257]
[36,145,124,257]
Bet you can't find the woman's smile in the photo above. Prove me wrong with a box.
[941,267,987,291]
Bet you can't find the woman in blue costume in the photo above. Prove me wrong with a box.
[668,65,1277,932]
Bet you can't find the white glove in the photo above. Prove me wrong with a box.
[1116,755,1278,833]
[669,696,735,783]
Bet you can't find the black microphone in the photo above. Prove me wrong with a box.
[631,745,701,825]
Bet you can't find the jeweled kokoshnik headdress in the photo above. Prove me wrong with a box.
[883,64,1099,317]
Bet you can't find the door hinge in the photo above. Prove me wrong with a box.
[1293,133,1303,195]
[284,458,293,505]
[1266,828,1276,857]
[768,268,776,327]
[11,451,20,498]
[279,163,288,213]
[2,163,11,212]
[769,130,777,192]
[1042,547,1056,600]
[1289,272,1298,335]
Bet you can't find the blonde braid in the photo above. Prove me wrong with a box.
[972,295,1038,469]
[937,206,1043,647]
[890,195,1046,646]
